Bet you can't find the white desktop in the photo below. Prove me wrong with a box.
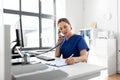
[11,51,106,80]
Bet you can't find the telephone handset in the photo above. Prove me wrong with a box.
[57,29,64,47]
[58,29,64,37]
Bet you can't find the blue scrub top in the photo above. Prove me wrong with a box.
[60,34,89,58]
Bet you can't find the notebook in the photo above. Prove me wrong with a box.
[45,58,67,67]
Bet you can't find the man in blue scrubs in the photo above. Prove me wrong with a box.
[55,18,89,65]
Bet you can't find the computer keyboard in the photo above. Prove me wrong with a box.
[36,55,55,61]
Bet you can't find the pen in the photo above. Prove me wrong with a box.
[65,54,74,64]
[69,54,74,58]
[16,47,24,58]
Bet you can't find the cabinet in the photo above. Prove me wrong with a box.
[88,39,116,76]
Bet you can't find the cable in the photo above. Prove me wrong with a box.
[36,43,61,55]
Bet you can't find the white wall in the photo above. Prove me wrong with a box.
[56,0,66,21]
[118,0,120,73]
[66,0,117,35]
[84,0,117,35]
[0,1,11,79]
[0,0,5,79]
[66,0,84,34]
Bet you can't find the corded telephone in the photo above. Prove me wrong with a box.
[36,30,64,61]
[58,29,64,37]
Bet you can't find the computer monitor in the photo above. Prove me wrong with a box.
[11,28,24,54]
[16,29,24,47]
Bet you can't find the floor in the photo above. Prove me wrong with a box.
[104,74,120,80]
[89,72,120,80]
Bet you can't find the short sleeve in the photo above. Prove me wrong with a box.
[78,37,89,52]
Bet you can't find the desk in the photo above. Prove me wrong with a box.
[12,58,106,80]
[59,62,105,80]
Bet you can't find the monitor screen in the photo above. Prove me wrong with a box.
[11,28,24,54]
[15,29,24,47]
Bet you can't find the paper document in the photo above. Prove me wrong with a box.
[45,58,67,67]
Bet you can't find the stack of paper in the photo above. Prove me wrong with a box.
[45,58,67,67]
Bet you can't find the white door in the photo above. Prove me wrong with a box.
[118,0,120,73]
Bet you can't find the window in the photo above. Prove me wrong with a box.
[41,18,54,47]
[21,0,39,13]
[3,0,19,10]
[3,14,19,43]
[3,0,56,49]
[22,15,39,48]
[41,0,54,15]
